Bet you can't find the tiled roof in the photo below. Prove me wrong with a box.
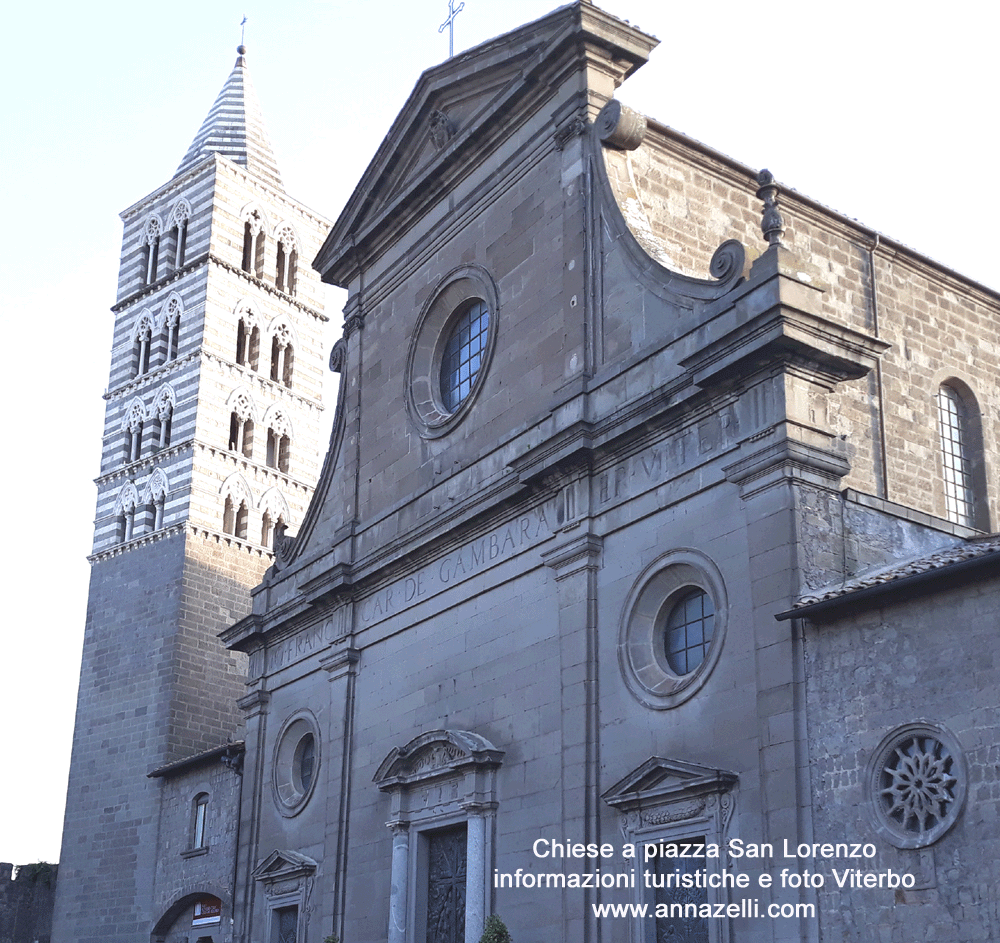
[147,741,245,778]
[793,534,1000,610]
[175,47,283,189]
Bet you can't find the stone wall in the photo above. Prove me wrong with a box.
[0,862,57,943]
[805,571,1000,943]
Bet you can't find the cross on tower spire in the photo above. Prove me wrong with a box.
[438,0,465,58]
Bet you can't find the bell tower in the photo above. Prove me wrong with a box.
[53,46,329,943]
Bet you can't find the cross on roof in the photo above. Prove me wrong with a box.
[438,0,465,58]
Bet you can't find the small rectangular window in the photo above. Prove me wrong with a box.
[271,905,298,943]
[646,839,709,943]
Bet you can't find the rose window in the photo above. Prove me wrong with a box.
[868,723,966,848]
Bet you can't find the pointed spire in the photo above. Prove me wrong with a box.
[175,46,284,189]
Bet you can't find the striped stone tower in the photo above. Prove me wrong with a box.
[53,47,329,943]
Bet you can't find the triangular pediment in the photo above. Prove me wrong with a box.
[603,757,738,811]
[315,2,655,286]
[372,57,535,214]
[252,849,318,882]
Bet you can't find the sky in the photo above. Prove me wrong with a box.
[1,0,996,866]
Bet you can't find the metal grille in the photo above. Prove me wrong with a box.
[441,301,489,412]
[663,590,715,675]
[651,840,709,943]
[425,824,467,943]
[936,386,974,526]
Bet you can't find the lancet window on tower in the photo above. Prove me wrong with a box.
[152,386,175,451]
[274,226,299,295]
[123,399,146,464]
[221,473,254,540]
[115,483,140,544]
[265,430,290,473]
[227,390,256,458]
[229,413,254,458]
[163,298,181,363]
[241,208,266,278]
[141,217,162,286]
[236,308,261,371]
[259,488,290,551]
[269,322,294,388]
[223,495,250,539]
[140,469,168,533]
[133,314,155,377]
[119,506,135,543]
[167,201,191,270]
[260,510,286,550]
[263,406,292,474]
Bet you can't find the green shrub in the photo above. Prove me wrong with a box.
[478,914,513,943]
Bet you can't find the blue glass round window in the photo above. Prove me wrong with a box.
[663,589,715,675]
[440,300,490,412]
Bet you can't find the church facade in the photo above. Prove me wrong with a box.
[56,4,998,943]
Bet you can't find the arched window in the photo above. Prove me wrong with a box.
[236,310,261,371]
[167,201,191,270]
[223,495,250,539]
[115,483,140,544]
[133,314,155,377]
[936,382,989,528]
[261,510,286,550]
[157,408,172,449]
[221,473,253,540]
[264,408,292,474]
[229,413,254,458]
[119,506,135,542]
[151,386,175,451]
[271,334,295,388]
[241,207,266,278]
[126,422,143,463]
[266,429,290,473]
[140,470,168,533]
[141,217,162,285]
[269,322,294,388]
[191,793,209,850]
[163,297,181,363]
[124,399,146,464]
[227,389,256,458]
[259,487,290,551]
[274,226,298,295]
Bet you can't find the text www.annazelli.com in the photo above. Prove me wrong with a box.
[592,901,816,920]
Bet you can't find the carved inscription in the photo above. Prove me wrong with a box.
[596,411,737,509]
[359,507,552,627]
[268,614,344,672]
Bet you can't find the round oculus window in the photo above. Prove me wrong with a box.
[866,722,966,848]
[405,266,499,438]
[663,588,716,675]
[272,713,320,816]
[618,550,728,710]
[294,733,316,794]
[440,300,490,412]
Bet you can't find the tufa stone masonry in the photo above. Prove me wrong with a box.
[52,5,998,943]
